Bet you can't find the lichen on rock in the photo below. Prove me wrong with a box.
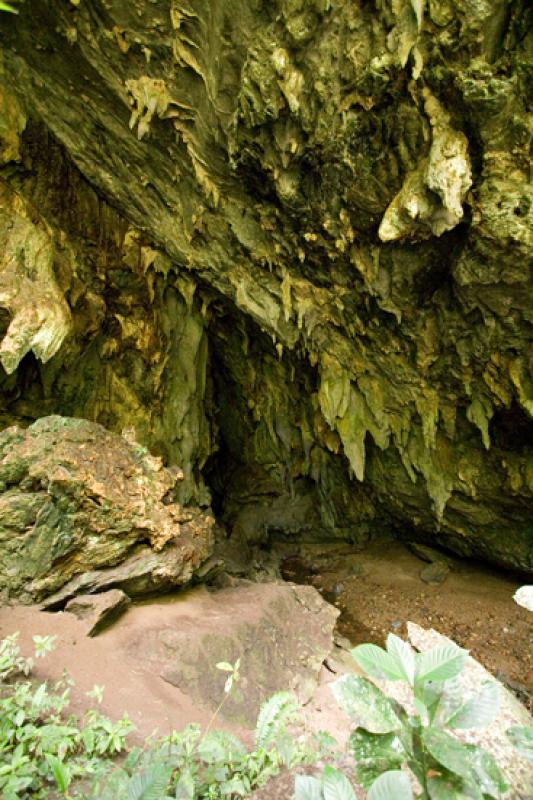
[0,417,214,602]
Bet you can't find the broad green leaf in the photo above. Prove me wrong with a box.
[82,726,96,753]
[413,697,428,718]
[349,728,404,788]
[124,747,143,770]
[294,775,323,800]
[351,643,405,681]
[33,634,57,658]
[416,644,467,684]
[126,763,173,800]
[220,776,247,796]
[445,682,500,730]
[32,682,48,707]
[276,730,298,767]
[198,730,245,764]
[0,2,18,14]
[14,708,25,727]
[427,771,483,800]
[367,770,413,800]
[387,635,416,686]
[465,744,508,798]
[175,769,195,800]
[331,675,402,734]
[322,765,356,800]
[432,678,462,726]
[255,691,300,748]
[216,662,234,672]
[422,728,474,782]
[507,726,533,762]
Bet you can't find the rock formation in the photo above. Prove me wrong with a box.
[123,581,339,725]
[0,1,531,576]
[0,417,213,602]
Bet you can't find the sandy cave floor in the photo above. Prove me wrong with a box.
[277,539,533,711]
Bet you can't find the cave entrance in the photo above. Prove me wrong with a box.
[202,302,387,567]
[199,309,532,713]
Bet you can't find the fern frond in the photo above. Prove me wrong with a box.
[255,691,300,749]
[127,763,173,800]
[198,729,246,764]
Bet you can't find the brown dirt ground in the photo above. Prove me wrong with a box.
[0,591,236,744]
[278,539,533,711]
[0,584,348,747]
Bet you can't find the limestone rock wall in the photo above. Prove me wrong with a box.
[0,1,531,571]
[0,126,211,505]
[0,416,214,602]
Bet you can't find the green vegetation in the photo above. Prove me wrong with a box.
[2,631,530,799]
[0,633,135,799]
[297,634,509,799]
[88,689,313,800]
[0,635,319,799]
[0,1,18,13]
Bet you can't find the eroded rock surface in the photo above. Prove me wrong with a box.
[0,2,531,570]
[0,416,214,602]
[64,589,131,637]
[124,581,339,725]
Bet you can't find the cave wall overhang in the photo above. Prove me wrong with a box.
[0,0,531,572]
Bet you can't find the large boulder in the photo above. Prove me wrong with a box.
[122,581,339,725]
[0,416,214,602]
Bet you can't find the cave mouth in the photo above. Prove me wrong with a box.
[201,303,396,565]
[200,301,533,584]
[490,400,533,453]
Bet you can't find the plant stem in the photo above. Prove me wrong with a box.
[202,692,230,741]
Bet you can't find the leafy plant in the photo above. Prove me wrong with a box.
[33,634,58,659]
[202,658,241,739]
[295,765,358,800]
[0,633,34,680]
[295,633,509,800]
[2,634,319,799]
[85,663,313,800]
[330,633,508,799]
[0,632,135,799]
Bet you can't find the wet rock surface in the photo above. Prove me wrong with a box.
[0,416,214,602]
